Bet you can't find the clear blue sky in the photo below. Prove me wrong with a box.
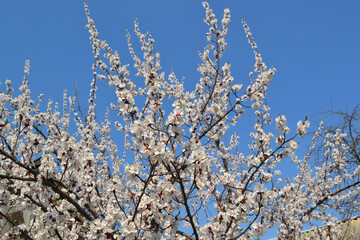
[1,0,359,239]
[1,0,359,121]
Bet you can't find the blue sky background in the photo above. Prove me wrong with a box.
[1,0,360,239]
[1,0,359,120]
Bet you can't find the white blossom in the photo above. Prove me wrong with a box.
[0,2,357,240]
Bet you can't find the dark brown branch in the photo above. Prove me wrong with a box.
[176,230,196,240]
[0,148,38,176]
[302,180,360,219]
[24,193,48,212]
[131,164,155,222]
[42,178,94,221]
[172,162,200,240]
[54,228,63,240]
[0,174,37,182]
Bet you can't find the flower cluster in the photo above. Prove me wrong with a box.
[0,2,358,240]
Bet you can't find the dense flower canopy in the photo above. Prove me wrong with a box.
[0,2,359,240]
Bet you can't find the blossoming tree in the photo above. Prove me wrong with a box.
[311,104,360,220]
[1,2,359,240]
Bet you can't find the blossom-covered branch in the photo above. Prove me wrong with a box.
[0,2,359,240]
